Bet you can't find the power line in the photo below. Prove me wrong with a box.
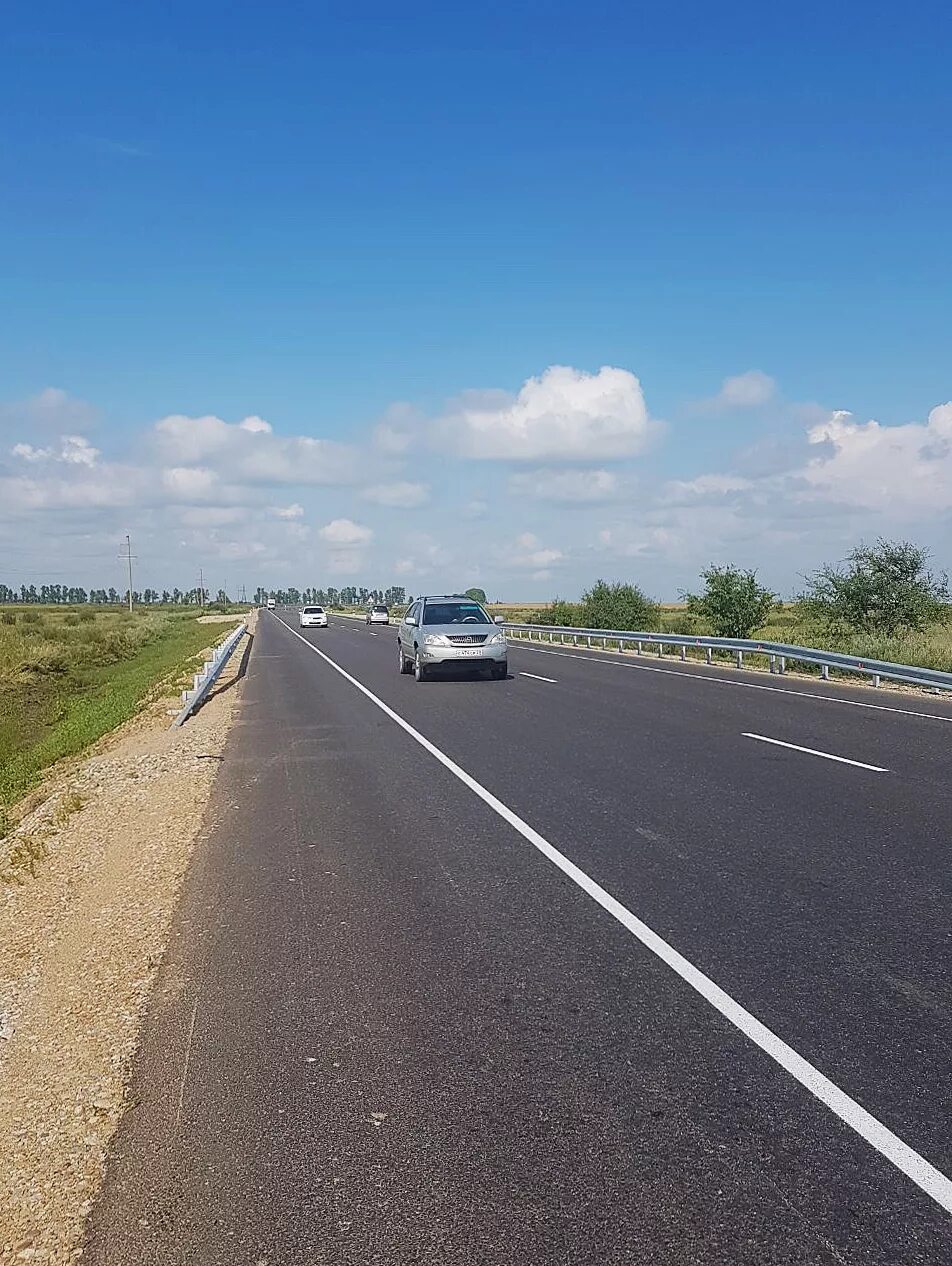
[118,535,137,613]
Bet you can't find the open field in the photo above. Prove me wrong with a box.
[490,602,952,675]
[0,606,244,809]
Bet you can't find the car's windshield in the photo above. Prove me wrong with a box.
[423,602,490,625]
[303,606,324,613]
[372,606,387,613]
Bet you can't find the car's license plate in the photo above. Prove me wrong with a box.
[456,648,483,656]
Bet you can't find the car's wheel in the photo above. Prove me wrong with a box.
[492,661,508,680]
[398,643,410,674]
[414,650,428,682]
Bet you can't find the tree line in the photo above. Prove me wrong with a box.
[255,585,408,607]
[0,584,225,606]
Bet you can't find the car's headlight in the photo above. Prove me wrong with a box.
[423,634,448,646]
[487,631,506,644]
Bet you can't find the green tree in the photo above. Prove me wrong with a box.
[579,580,658,631]
[799,539,949,636]
[683,564,775,639]
[464,587,487,603]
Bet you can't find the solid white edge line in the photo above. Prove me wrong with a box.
[271,613,952,1216]
[520,671,558,683]
[743,733,889,772]
[511,643,952,724]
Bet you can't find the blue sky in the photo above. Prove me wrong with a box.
[2,0,950,598]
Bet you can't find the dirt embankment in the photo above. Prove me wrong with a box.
[0,617,253,1264]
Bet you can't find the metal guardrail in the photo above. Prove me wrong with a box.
[170,622,248,728]
[502,623,952,694]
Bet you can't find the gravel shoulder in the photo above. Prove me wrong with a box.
[0,618,253,1264]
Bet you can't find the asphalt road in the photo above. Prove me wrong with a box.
[82,612,952,1264]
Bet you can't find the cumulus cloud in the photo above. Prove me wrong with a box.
[318,518,373,545]
[361,481,429,508]
[153,413,361,485]
[712,370,777,409]
[799,404,952,512]
[11,434,100,466]
[273,502,304,519]
[435,365,657,461]
[509,467,619,503]
[509,532,564,569]
[0,387,101,437]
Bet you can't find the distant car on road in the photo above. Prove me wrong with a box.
[266,598,276,609]
[366,604,390,625]
[397,594,507,682]
[299,605,328,628]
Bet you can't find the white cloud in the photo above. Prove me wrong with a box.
[435,365,657,461]
[11,434,100,466]
[180,507,247,527]
[162,466,219,498]
[153,413,362,485]
[509,532,564,569]
[799,403,952,512]
[361,481,429,508]
[239,416,273,434]
[0,387,101,437]
[509,467,618,503]
[318,518,373,546]
[713,370,776,409]
[273,502,304,519]
[373,404,421,454]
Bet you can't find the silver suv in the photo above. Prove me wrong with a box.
[398,595,508,681]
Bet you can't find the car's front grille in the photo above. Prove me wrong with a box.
[447,634,488,645]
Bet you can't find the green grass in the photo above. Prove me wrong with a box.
[495,602,952,676]
[0,606,239,806]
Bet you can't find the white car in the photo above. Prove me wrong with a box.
[266,597,276,609]
[299,605,328,628]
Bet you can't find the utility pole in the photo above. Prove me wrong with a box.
[197,567,206,610]
[119,535,136,612]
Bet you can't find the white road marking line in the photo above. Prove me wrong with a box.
[742,733,889,772]
[369,631,378,637]
[520,671,557,683]
[512,643,952,724]
[271,613,952,1215]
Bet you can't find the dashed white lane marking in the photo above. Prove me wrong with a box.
[510,643,952,724]
[743,733,889,772]
[271,613,952,1215]
[520,671,557,683]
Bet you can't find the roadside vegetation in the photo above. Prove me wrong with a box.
[0,606,242,809]
[497,540,952,675]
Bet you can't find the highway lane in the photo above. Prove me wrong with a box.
[303,618,952,1177]
[81,612,952,1264]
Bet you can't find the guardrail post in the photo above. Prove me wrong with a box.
[821,664,829,680]
[873,673,881,687]
[637,640,642,655]
[778,656,786,675]
[705,646,712,665]
[588,635,592,648]
[769,655,776,674]
[657,641,663,657]
[735,650,743,669]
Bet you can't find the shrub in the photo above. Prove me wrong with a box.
[800,539,949,637]
[579,580,659,631]
[464,587,487,603]
[683,565,776,639]
[19,611,41,624]
[1,613,14,626]
[530,598,581,626]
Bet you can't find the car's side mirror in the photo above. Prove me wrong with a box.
[494,615,505,624]
[405,616,417,626]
